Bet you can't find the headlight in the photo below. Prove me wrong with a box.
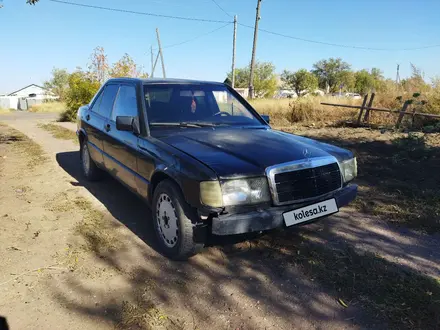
[200,177,271,207]
[339,157,357,183]
[221,178,271,206]
[200,181,223,207]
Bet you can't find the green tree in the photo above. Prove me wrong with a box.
[312,58,351,93]
[336,70,355,92]
[354,70,376,95]
[63,71,100,121]
[227,67,249,89]
[43,68,70,101]
[109,53,148,78]
[227,62,277,98]
[370,68,386,91]
[281,69,318,97]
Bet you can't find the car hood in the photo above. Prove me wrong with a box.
[158,127,353,179]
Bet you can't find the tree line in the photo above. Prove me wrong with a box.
[44,47,147,121]
[227,58,431,98]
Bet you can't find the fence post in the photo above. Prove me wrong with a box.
[411,106,418,128]
[357,94,369,125]
[395,101,410,128]
[363,93,375,123]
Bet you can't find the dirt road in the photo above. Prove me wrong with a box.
[1,112,439,329]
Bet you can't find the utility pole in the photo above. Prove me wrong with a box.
[156,28,166,78]
[231,15,238,88]
[396,64,401,85]
[150,46,154,78]
[249,0,262,99]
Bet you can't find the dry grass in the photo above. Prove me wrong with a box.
[287,127,440,233]
[73,197,122,255]
[254,232,440,329]
[29,101,66,113]
[118,297,184,330]
[0,124,46,168]
[251,96,362,127]
[0,108,13,114]
[251,93,440,129]
[49,194,122,270]
[38,123,78,144]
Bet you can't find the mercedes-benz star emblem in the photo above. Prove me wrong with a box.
[303,148,311,160]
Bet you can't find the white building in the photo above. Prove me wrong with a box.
[0,84,58,110]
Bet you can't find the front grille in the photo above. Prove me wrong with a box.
[274,162,342,203]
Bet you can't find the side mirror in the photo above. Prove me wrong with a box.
[116,116,140,134]
[261,114,270,124]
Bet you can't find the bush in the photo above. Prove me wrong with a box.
[251,96,360,127]
[62,71,100,122]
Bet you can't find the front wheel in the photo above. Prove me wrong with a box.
[152,180,204,260]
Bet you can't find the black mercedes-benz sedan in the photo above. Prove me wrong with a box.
[77,78,357,260]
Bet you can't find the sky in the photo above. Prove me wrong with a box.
[1,0,440,94]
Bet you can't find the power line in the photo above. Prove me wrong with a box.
[160,23,231,49]
[148,23,230,54]
[49,0,231,24]
[238,22,440,51]
[210,0,232,18]
[49,0,440,52]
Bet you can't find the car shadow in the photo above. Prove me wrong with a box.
[55,151,255,254]
[56,151,161,253]
[53,147,440,329]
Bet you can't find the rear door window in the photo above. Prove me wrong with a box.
[98,84,119,119]
[111,85,138,121]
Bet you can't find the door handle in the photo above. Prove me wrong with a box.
[85,114,90,121]
[104,124,111,132]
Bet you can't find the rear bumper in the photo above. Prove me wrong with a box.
[211,184,357,235]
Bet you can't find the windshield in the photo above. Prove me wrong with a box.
[143,84,264,127]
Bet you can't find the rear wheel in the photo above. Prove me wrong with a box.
[152,180,204,260]
[81,140,103,181]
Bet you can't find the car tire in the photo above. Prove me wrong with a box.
[152,179,204,260]
[81,140,103,181]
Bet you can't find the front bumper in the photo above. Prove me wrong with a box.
[211,184,357,235]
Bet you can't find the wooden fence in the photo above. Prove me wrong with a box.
[321,93,440,128]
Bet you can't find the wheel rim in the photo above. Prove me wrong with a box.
[82,144,90,175]
[156,193,179,248]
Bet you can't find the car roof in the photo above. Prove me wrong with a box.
[106,77,225,86]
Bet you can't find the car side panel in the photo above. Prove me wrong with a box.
[136,136,219,206]
[102,121,139,192]
[83,110,106,167]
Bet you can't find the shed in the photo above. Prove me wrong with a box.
[1,84,58,110]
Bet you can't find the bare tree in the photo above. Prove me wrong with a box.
[88,47,109,84]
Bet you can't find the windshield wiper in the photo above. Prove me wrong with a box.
[181,121,218,127]
[150,122,213,128]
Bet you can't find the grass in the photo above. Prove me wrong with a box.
[0,108,13,114]
[250,94,440,129]
[251,96,363,127]
[0,124,46,168]
[255,232,440,329]
[38,123,78,144]
[29,101,65,113]
[48,194,122,270]
[288,127,440,233]
[118,297,184,330]
[73,197,122,255]
[49,193,179,329]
